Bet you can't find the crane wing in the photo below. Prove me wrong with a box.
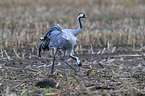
[39,24,63,57]
[40,24,63,41]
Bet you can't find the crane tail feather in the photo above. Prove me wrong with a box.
[39,42,50,57]
[39,44,43,57]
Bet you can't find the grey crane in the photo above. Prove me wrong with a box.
[39,13,88,75]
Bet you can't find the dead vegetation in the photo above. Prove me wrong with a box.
[1,50,145,96]
[0,0,145,95]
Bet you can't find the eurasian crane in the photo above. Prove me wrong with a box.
[39,13,88,75]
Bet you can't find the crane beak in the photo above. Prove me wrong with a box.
[85,16,89,19]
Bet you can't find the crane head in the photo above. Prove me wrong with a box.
[77,59,82,66]
[77,13,88,19]
[78,61,82,66]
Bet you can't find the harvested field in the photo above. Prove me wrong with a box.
[1,47,145,96]
[0,0,145,96]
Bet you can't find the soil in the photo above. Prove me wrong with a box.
[0,46,145,95]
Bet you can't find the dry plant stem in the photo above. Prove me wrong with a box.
[55,80,60,88]
[61,80,75,92]
[87,86,96,89]
[5,73,9,95]
[22,52,25,59]
[29,53,31,59]
[79,45,83,54]
[5,37,8,48]
[50,49,53,56]
[97,50,101,54]
[107,41,110,54]
[1,49,3,57]
[113,54,145,57]
[111,47,116,53]
[4,50,10,60]
[101,48,106,54]
[102,90,110,96]
[23,84,29,88]
[102,33,106,46]
[13,82,26,89]
[71,73,92,96]
[13,48,21,59]
[45,93,60,96]
[34,44,39,56]
[90,44,94,54]
[20,90,26,96]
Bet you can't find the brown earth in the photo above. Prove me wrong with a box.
[0,46,145,95]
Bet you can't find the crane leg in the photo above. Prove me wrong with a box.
[64,61,77,72]
[60,51,77,74]
[62,51,66,75]
[60,51,66,75]
[51,50,57,74]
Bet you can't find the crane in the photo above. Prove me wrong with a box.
[39,13,88,75]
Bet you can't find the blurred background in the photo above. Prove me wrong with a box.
[0,0,145,51]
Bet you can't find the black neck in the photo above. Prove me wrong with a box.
[78,17,82,29]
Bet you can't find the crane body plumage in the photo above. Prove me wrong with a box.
[39,13,88,75]
[63,28,82,36]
